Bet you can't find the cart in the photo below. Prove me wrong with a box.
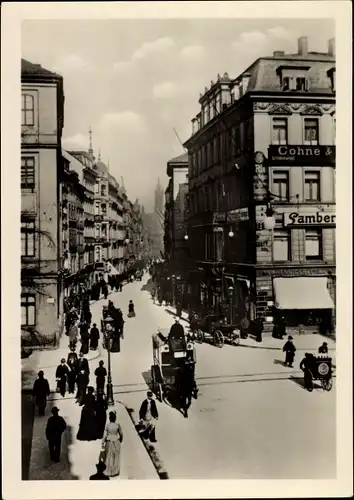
[151,328,196,402]
[309,355,333,391]
[190,313,241,348]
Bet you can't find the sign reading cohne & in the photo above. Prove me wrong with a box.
[268,145,335,166]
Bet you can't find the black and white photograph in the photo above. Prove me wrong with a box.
[1,1,352,499]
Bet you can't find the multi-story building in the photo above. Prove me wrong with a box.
[184,37,336,333]
[164,153,189,272]
[108,173,126,274]
[21,59,64,342]
[144,178,165,259]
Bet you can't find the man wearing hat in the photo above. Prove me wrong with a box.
[283,336,296,368]
[318,342,329,354]
[139,391,159,442]
[90,461,110,480]
[45,407,67,462]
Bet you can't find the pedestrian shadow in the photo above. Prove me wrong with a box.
[289,375,322,391]
[164,308,189,323]
[141,278,154,293]
[273,359,286,367]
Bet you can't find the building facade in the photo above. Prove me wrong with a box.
[21,59,65,343]
[184,37,336,333]
[164,153,189,272]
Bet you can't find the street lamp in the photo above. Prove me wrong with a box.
[228,230,234,238]
[228,285,234,324]
[104,320,115,406]
[263,206,276,230]
[184,234,189,240]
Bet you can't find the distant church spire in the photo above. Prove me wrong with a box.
[98,149,101,161]
[88,125,93,156]
[154,177,164,214]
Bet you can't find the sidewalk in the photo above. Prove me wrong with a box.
[239,332,336,352]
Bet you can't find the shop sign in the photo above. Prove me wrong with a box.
[284,212,336,226]
[227,207,249,222]
[260,267,334,278]
[268,145,335,166]
[213,212,227,223]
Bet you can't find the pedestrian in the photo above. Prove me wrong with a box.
[76,369,89,406]
[45,406,66,462]
[283,335,296,367]
[139,391,158,443]
[77,387,97,441]
[90,323,100,350]
[68,320,79,350]
[77,351,90,375]
[95,391,108,439]
[128,300,135,318]
[55,358,70,397]
[119,282,123,292]
[318,342,329,354]
[100,411,123,477]
[300,353,316,391]
[80,321,90,355]
[273,316,286,339]
[66,352,77,394]
[240,316,250,339]
[90,461,110,480]
[254,316,264,343]
[168,318,186,351]
[95,360,107,394]
[103,283,109,300]
[32,370,50,416]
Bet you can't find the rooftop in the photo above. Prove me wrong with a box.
[168,152,188,164]
[21,59,62,79]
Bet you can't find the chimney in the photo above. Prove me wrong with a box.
[328,38,335,57]
[298,36,308,56]
[273,51,285,57]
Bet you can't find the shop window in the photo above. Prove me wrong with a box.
[305,229,322,260]
[304,171,321,201]
[21,157,35,191]
[21,294,36,326]
[272,118,288,145]
[21,220,35,257]
[272,171,289,201]
[21,94,34,126]
[273,230,290,261]
[304,118,319,145]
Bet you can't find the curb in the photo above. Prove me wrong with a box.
[125,407,169,480]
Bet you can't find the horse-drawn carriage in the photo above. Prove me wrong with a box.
[189,312,241,347]
[151,328,197,413]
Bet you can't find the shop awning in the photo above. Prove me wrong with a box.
[273,277,334,310]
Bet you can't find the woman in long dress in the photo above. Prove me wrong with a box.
[95,392,108,439]
[77,387,97,441]
[101,411,123,477]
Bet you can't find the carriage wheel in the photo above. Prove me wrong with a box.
[196,329,204,343]
[214,330,224,347]
[321,378,333,391]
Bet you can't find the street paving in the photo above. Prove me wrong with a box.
[26,272,336,480]
[100,274,336,480]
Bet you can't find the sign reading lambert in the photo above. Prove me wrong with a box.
[284,212,336,226]
[268,145,335,166]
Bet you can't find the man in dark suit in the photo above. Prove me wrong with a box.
[32,370,50,416]
[139,391,158,442]
[168,318,186,351]
[45,406,66,462]
[76,352,90,375]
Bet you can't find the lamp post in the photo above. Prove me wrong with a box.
[228,285,234,324]
[105,322,115,406]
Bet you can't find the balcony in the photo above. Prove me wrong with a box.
[21,192,37,215]
[94,214,103,222]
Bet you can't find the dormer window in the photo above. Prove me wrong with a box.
[296,77,308,91]
[282,77,290,91]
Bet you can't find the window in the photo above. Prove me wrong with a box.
[305,229,322,260]
[101,184,106,196]
[209,142,214,166]
[304,171,321,201]
[304,118,319,145]
[95,224,100,238]
[21,294,36,326]
[95,181,99,194]
[273,230,290,261]
[296,77,307,91]
[21,94,34,126]
[101,203,107,215]
[21,221,35,256]
[215,93,221,113]
[21,157,35,190]
[282,77,290,91]
[272,118,287,145]
[272,171,289,200]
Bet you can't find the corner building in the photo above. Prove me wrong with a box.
[184,37,336,333]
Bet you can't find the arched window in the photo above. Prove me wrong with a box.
[21,94,34,126]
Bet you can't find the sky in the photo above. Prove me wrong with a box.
[22,18,334,211]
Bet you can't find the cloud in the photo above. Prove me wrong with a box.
[180,44,205,59]
[132,36,174,60]
[266,27,292,40]
[62,133,88,150]
[112,61,134,74]
[99,111,145,129]
[152,81,180,99]
[52,54,93,73]
[231,27,293,58]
